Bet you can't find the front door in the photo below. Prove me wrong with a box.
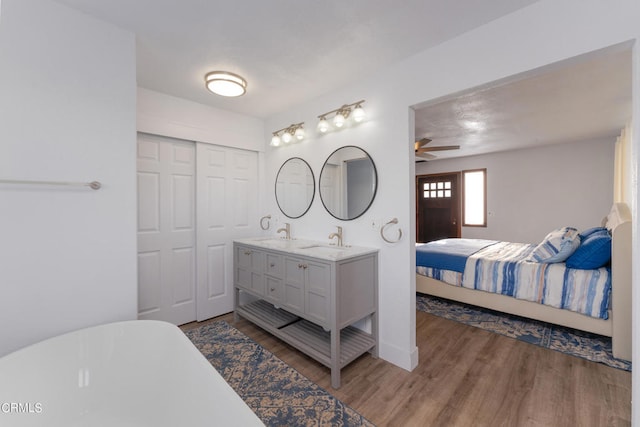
[416,173,461,243]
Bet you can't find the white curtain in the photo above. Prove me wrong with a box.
[614,123,631,203]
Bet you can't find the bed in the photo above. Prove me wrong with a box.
[416,203,632,361]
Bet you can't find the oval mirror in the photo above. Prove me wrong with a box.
[275,157,315,219]
[319,146,377,220]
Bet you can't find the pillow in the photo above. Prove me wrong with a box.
[579,226,608,240]
[566,230,612,269]
[528,227,580,263]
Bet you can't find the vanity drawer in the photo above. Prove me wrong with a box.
[265,253,283,278]
[264,276,283,305]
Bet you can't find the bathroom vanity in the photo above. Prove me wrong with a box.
[233,237,378,388]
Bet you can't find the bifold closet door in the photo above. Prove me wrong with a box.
[137,134,197,325]
[196,143,258,320]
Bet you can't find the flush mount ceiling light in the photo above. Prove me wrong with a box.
[317,100,366,133]
[270,122,305,147]
[205,71,247,97]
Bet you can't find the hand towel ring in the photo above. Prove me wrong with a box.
[381,218,402,244]
[260,215,271,230]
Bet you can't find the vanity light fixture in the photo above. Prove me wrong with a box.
[205,71,247,97]
[316,100,366,133]
[270,122,305,147]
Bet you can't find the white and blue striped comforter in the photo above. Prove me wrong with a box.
[418,241,612,319]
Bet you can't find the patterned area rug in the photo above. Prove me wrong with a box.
[185,321,374,427]
[417,293,632,371]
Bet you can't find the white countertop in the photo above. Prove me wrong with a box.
[234,237,378,261]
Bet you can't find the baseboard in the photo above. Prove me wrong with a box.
[378,341,419,371]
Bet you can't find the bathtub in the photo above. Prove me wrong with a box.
[0,320,264,426]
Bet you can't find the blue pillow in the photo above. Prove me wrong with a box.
[528,227,580,263]
[579,226,608,240]
[565,231,611,269]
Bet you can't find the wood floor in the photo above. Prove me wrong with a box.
[185,310,631,427]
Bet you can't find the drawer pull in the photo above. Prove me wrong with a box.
[270,287,275,292]
[270,263,275,267]
[298,263,304,269]
[244,250,252,255]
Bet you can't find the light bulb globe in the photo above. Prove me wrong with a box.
[282,132,292,144]
[295,127,305,140]
[353,105,366,122]
[317,118,329,133]
[333,113,346,128]
[270,135,281,147]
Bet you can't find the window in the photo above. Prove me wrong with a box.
[462,169,486,226]
[422,181,452,199]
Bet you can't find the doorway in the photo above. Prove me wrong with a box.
[416,172,461,243]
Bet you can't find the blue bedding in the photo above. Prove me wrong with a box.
[416,239,612,319]
[416,238,498,273]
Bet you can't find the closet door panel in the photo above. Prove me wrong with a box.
[196,144,258,320]
[137,134,196,325]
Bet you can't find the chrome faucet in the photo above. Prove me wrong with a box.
[328,226,343,247]
[277,222,291,240]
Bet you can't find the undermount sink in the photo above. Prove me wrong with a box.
[250,237,294,248]
[298,244,347,252]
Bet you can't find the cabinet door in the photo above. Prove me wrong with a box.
[305,261,331,326]
[235,245,264,296]
[236,246,263,271]
[283,257,305,314]
[236,246,252,270]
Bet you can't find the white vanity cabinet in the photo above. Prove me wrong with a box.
[233,239,378,389]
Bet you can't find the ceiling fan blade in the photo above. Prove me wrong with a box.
[416,145,460,153]
[416,152,437,160]
[414,138,432,150]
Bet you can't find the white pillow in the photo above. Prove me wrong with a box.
[528,227,580,263]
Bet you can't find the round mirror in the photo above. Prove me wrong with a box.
[275,157,315,219]
[319,146,377,220]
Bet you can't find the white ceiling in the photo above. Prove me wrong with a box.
[53,0,539,119]
[51,1,630,161]
[414,45,632,161]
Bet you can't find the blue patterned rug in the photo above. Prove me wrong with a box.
[417,293,631,371]
[185,321,374,427]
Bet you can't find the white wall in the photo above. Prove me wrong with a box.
[137,88,264,152]
[262,0,640,375]
[0,0,137,356]
[417,138,615,243]
[137,88,268,224]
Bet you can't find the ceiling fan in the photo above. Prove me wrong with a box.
[414,138,460,161]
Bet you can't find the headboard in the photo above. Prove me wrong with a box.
[607,202,632,360]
